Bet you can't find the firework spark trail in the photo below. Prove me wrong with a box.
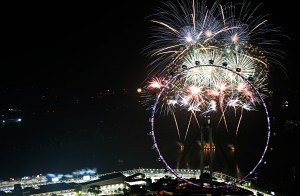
[184,112,193,141]
[212,83,229,130]
[142,0,285,183]
[216,101,230,130]
[172,111,181,141]
[191,110,201,128]
[236,107,244,135]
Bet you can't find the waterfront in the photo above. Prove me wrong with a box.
[0,168,274,195]
[0,87,297,195]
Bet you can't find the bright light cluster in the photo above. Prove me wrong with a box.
[141,0,284,122]
[141,0,284,182]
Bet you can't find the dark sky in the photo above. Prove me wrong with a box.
[0,1,298,88]
[0,1,156,90]
[0,1,298,192]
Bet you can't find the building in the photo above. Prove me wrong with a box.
[0,168,275,195]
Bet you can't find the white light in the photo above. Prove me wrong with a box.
[185,35,193,42]
[52,177,59,182]
[83,175,90,181]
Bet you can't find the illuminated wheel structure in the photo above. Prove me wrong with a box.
[149,65,271,187]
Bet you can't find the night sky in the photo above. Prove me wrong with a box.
[0,1,298,88]
[0,1,154,90]
[0,0,298,194]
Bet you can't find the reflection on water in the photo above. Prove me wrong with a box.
[176,143,250,178]
[157,111,268,181]
[168,139,263,180]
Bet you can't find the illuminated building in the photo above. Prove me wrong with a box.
[0,169,275,195]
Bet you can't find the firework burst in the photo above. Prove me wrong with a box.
[141,0,285,183]
[141,0,283,132]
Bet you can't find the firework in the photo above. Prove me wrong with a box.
[141,0,284,184]
[143,0,284,76]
